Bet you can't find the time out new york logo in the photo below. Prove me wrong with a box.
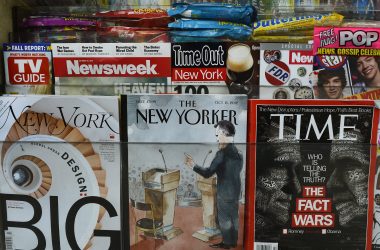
[7,56,50,85]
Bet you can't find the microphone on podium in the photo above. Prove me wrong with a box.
[202,150,213,167]
[158,148,168,173]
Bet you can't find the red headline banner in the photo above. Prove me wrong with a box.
[172,68,227,81]
[296,198,332,213]
[53,57,171,77]
[291,213,335,228]
[8,57,50,85]
[302,186,326,197]
[289,50,313,65]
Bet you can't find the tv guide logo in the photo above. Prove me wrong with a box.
[7,57,50,85]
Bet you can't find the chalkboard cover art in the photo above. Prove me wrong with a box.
[246,99,379,250]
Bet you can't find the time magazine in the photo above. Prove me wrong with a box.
[246,99,378,250]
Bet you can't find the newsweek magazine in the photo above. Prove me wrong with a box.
[121,94,247,249]
[0,96,121,249]
[52,43,171,95]
[246,99,379,249]
[260,43,314,99]
[313,26,380,100]
[3,43,52,95]
[171,42,259,98]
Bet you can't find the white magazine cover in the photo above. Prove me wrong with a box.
[52,43,171,95]
[260,43,315,99]
[3,43,53,95]
[0,96,121,250]
[123,94,247,249]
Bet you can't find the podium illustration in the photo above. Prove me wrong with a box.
[142,168,183,240]
[192,175,221,242]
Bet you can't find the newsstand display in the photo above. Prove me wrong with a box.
[1,0,380,249]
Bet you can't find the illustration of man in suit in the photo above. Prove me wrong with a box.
[185,120,243,249]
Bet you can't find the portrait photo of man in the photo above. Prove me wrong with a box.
[350,56,380,94]
[184,120,243,249]
[317,68,347,99]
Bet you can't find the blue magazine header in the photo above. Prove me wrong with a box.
[3,43,51,52]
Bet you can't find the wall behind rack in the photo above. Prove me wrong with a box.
[0,0,27,95]
[0,1,27,248]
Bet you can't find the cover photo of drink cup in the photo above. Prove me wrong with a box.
[226,43,255,97]
[171,42,259,98]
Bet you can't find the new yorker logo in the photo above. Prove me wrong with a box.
[0,105,119,135]
[66,60,158,75]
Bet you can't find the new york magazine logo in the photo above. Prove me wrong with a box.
[7,57,50,85]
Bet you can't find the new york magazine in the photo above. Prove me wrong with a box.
[0,96,121,250]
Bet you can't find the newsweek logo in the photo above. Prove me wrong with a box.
[7,57,50,85]
[289,50,313,64]
[67,60,157,75]
[53,57,171,77]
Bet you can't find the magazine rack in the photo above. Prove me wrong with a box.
[2,1,380,250]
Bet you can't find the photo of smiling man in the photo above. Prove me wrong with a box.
[349,56,380,94]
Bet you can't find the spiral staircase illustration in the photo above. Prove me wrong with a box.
[1,109,108,249]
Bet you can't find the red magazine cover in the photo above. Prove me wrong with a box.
[246,99,379,250]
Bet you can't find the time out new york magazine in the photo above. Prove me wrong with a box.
[0,96,121,250]
[122,94,247,250]
[246,99,379,250]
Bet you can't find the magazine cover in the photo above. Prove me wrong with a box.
[122,94,247,249]
[0,96,121,250]
[372,101,380,249]
[52,43,171,95]
[171,42,259,98]
[312,54,353,99]
[246,99,378,250]
[3,43,52,95]
[314,26,380,99]
[260,43,314,99]
[374,147,380,248]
